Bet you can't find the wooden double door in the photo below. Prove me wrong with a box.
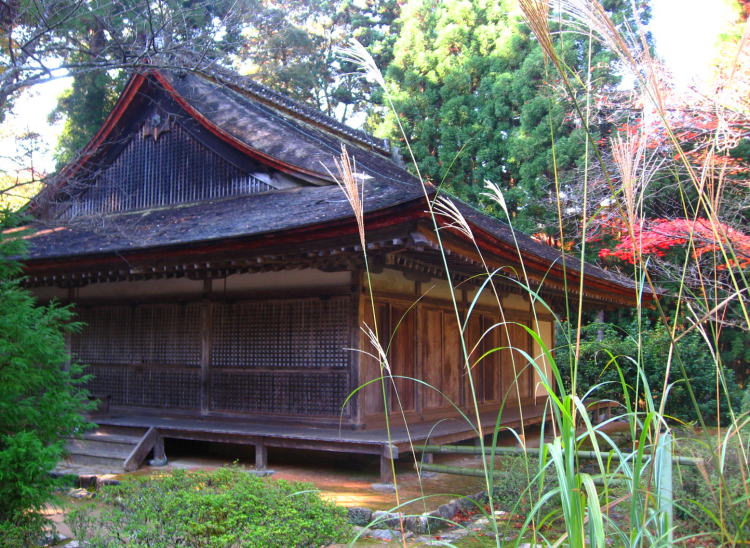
[361,299,537,423]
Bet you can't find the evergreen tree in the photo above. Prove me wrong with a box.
[373,0,628,233]
[49,69,123,167]
[49,0,400,165]
[0,212,91,541]
[47,0,247,166]
[239,0,400,121]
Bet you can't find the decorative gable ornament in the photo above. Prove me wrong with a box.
[141,112,174,141]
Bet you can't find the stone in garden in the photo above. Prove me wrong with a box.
[440,527,471,541]
[66,487,94,499]
[370,482,396,492]
[404,515,429,534]
[435,501,458,519]
[371,510,403,528]
[369,528,397,542]
[347,506,373,526]
[77,475,97,489]
[36,531,64,546]
[246,469,274,477]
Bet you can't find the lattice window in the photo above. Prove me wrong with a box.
[137,368,201,408]
[72,304,201,366]
[131,304,201,366]
[209,371,350,415]
[87,365,200,409]
[72,306,134,364]
[210,298,350,368]
[86,365,130,403]
[64,120,272,218]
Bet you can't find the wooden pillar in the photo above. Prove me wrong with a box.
[349,269,363,425]
[595,309,606,341]
[152,436,166,461]
[379,455,394,483]
[255,442,268,470]
[200,280,212,416]
[379,444,398,483]
[414,281,423,419]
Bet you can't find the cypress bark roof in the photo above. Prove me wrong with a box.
[161,70,415,185]
[20,68,649,303]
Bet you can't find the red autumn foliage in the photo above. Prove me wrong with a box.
[597,217,750,269]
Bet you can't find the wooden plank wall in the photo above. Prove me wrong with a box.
[358,271,555,428]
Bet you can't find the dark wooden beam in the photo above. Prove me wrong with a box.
[255,442,268,470]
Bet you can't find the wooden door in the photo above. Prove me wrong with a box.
[389,304,417,413]
[420,307,461,412]
[500,320,532,406]
[360,301,388,416]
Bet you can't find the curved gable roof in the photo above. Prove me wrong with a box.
[20,68,651,306]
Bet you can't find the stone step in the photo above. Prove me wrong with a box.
[79,431,143,444]
[66,439,138,460]
[67,438,134,460]
[62,425,162,474]
[61,453,126,472]
[89,425,148,437]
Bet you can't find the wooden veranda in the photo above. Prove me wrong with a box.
[92,404,551,482]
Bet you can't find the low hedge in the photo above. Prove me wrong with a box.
[69,466,351,547]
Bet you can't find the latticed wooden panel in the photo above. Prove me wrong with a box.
[65,120,272,218]
[209,371,350,415]
[72,306,134,364]
[136,367,201,408]
[210,298,350,368]
[87,365,200,409]
[86,365,130,402]
[132,304,201,366]
[72,304,201,366]
[76,297,353,415]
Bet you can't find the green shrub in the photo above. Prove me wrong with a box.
[0,212,91,538]
[741,387,750,416]
[69,466,352,547]
[673,432,750,541]
[491,455,557,518]
[0,512,49,547]
[558,322,742,425]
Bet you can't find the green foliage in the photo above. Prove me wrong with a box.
[558,322,742,424]
[239,0,399,122]
[491,455,556,518]
[49,69,124,167]
[742,386,750,416]
[719,325,750,384]
[0,211,91,534]
[0,511,49,547]
[46,0,247,165]
[69,467,352,547]
[374,0,629,233]
[673,432,750,541]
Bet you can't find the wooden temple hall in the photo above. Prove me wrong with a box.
[20,69,646,480]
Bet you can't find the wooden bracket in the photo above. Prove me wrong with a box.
[124,427,162,472]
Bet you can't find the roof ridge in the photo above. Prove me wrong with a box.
[190,68,392,157]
